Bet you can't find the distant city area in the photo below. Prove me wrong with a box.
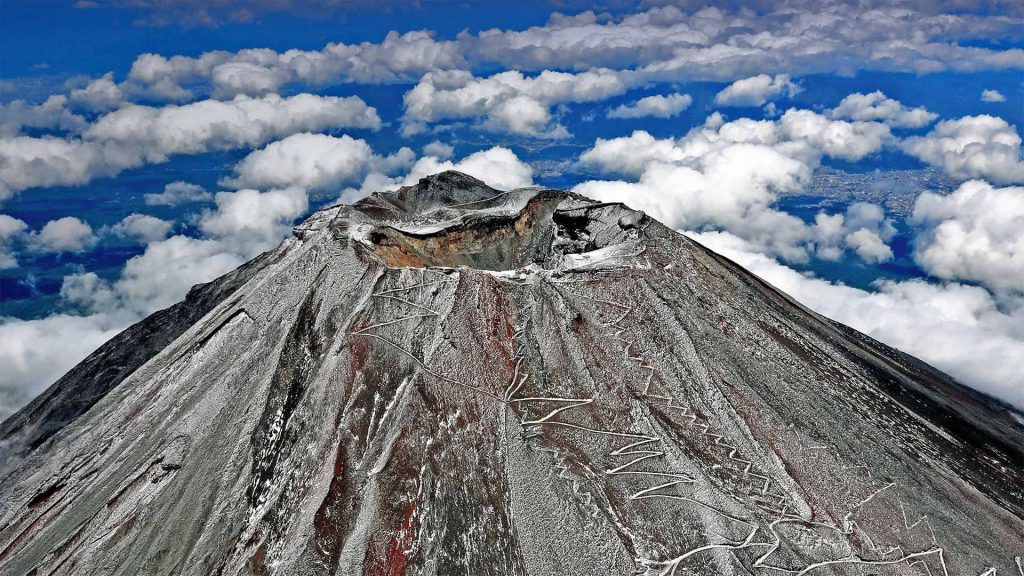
[799,166,955,217]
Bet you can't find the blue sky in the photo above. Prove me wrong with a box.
[1,0,1023,418]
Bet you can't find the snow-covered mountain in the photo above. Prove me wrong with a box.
[1,171,1020,575]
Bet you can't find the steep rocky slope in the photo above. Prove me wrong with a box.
[0,171,1021,575]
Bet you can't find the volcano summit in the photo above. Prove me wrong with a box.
[0,171,1021,575]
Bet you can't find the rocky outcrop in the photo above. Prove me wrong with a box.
[0,171,1021,575]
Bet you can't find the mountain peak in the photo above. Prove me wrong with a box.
[0,173,1020,575]
[358,170,512,216]
[416,169,488,189]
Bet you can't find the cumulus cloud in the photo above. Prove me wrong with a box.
[0,214,28,269]
[828,91,937,128]
[27,217,97,254]
[0,178,311,418]
[476,5,1024,79]
[69,72,125,112]
[85,93,380,160]
[0,137,117,201]
[224,133,414,192]
[812,202,897,263]
[778,109,892,162]
[199,187,308,250]
[0,95,88,136]
[422,140,454,160]
[114,4,1024,101]
[575,109,894,262]
[576,147,812,262]
[691,230,1024,410]
[96,237,247,316]
[125,30,464,101]
[401,68,637,137]
[108,214,174,244]
[608,93,692,119]
[901,115,1024,184]
[714,74,800,107]
[0,312,131,420]
[0,93,380,200]
[912,180,1024,295]
[577,129,690,177]
[845,228,894,263]
[144,181,212,206]
[60,186,309,320]
[981,89,1007,103]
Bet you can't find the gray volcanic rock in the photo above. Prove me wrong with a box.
[0,171,1021,575]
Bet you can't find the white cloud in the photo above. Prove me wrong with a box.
[845,228,894,263]
[0,214,27,242]
[401,68,636,137]
[828,91,937,128]
[578,129,691,177]
[575,148,814,263]
[608,93,692,119]
[0,93,380,200]
[109,214,174,244]
[144,181,212,206]
[125,30,465,101]
[199,187,308,251]
[116,5,1024,100]
[2,178,315,417]
[0,312,131,420]
[107,236,248,315]
[0,95,88,136]
[574,109,894,262]
[0,131,376,419]
[69,72,126,112]
[422,140,454,160]
[27,216,97,253]
[85,93,380,161]
[714,74,800,107]
[474,6,1024,79]
[691,229,1024,410]
[225,133,373,191]
[209,62,290,99]
[912,180,1024,295]
[60,186,309,318]
[778,109,892,162]
[812,202,896,263]
[224,133,415,192]
[901,115,1024,184]
[59,272,118,313]
[0,137,119,200]
[981,89,1007,103]
[0,214,28,269]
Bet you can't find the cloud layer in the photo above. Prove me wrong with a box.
[693,230,1024,410]
[608,93,692,119]
[714,74,800,107]
[913,180,1024,295]
[402,69,636,137]
[115,4,1024,101]
[575,109,894,262]
[0,94,380,201]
